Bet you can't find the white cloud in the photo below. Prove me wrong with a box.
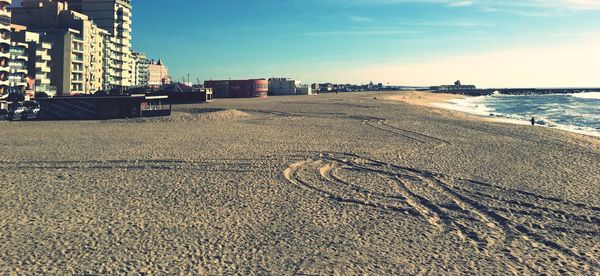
[332,0,600,12]
[303,29,417,36]
[448,1,475,7]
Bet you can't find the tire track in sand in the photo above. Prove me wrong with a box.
[284,153,599,269]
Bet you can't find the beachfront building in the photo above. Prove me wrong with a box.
[0,0,11,96]
[204,79,268,98]
[66,0,134,91]
[268,77,313,96]
[132,51,149,87]
[8,41,28,94]
[268,78,298,96]
[319,83,333,92]
[296,84,313,95]
[11,26,55,96]
[147,59,169,88]
[11,0,107,95]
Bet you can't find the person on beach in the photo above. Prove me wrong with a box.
[531,117,536,126]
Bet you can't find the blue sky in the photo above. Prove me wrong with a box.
[132,0,600,87]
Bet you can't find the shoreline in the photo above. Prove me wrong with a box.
[384,91,600,142]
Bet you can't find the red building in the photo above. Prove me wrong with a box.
[204,79,268,98]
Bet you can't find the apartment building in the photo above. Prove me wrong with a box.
[8,40,27,94]
[11,27,55,96]
[0,0,11,95]
[66,0,133,90]
[11,0,106,95]
[132,51,149,87]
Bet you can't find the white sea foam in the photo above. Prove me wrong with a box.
[571,92,600,99]
[435,95,600,137]
[433,96,493,117]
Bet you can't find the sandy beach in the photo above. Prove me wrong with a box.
[1,91,599,274]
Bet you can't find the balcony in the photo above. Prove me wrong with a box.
[9,66,27,73]
[37,52,51,61]
[0,8,9,18]
[72,35,84,42]
[0,15,10,28]
[10,56,27,63]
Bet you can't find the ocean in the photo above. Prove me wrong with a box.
[435,92,600,137]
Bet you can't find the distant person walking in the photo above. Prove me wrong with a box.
[531,117,536,126]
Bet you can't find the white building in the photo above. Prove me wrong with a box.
[0,0,11,96]
[67,0,134,90]
[8,40,28,94]
[268,77,313,96]
[11,28,55,96]
[132,51,149,87]
[296,84,313,95]
[268,78,298,96]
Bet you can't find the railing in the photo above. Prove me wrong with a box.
[0,15,10,26]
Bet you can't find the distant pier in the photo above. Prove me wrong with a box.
[432,87,600,96]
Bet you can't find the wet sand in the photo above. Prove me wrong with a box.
[0,91,599,274]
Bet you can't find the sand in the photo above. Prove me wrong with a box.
[0,91,598,274]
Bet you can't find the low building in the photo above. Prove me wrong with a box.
[152,83,213,104]
[296,84,312,95]
[268,77,298,96]
[36,94,171,120]
[319,83,333,92]
[311,83,319,93]
[204,79,268,98]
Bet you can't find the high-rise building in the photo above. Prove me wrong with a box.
[0,0,11,96]
[131,51,149,87]
[11,0,107,95]
[66,0,133,90]
[8,24,28,94]
[11,26,55,96]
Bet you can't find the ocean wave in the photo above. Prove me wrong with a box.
[571,92,600,100]
[435,96,493,116]
[437,94,600,137]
